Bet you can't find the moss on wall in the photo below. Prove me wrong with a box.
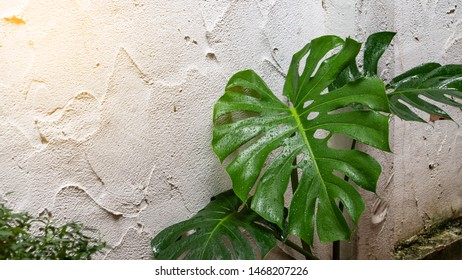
[394,216,462,260]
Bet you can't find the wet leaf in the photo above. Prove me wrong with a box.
[213,37,391,244]
[151,190,276,260]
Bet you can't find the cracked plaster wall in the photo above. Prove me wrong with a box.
[0,0,461,259]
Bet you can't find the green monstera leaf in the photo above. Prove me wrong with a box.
[364,31,396,77]
[212,36,391,245]
[387,64,462,122]
[329,32,395,91]
[344,31,462,122]
[151,190,276,260]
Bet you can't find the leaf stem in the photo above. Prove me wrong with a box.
[282,239,319,260]
[255,206,318,260]
[290,151,315,259]
[332,138,357,260]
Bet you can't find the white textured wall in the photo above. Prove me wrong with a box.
[0,0,328,259]
[354,0,462,259]
[0,0,460,259]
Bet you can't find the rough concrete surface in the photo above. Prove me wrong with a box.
[0,0,461,259]
[352,0,462,260]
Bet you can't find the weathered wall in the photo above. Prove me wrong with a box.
[353,0,462,259]
[0,0,460,259]
[0,0,329,259]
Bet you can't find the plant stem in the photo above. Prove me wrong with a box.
[332,204,343,260]
[283,239,319,260]
[290,157,314,258]
[257,214,318,260]
[333,139,357,260]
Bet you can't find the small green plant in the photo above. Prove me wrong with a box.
[0,203,106,260]
[151,32,462,260]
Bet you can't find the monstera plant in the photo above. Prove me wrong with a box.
[151,32,462,260]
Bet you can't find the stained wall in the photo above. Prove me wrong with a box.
[0,0,460,259]
[354,0,462,259]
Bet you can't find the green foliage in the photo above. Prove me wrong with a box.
[387,63,462,122]
[212,36,390,244]
[334,32,462,122]
[151,190,276,260]
[152,31,462,260]
[0,203,106,260]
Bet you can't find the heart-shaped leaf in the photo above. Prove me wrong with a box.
[151,190,276,260]
[212,36,391,244]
